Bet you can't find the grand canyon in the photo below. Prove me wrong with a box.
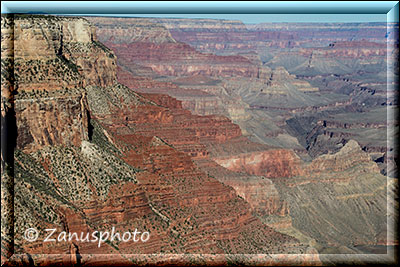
[1,14,398,266]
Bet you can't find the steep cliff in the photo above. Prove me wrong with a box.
[114,64,389,256]
[2,14,393,266]
[2,15,318,266]
[88,17,176,44]
[2,15,117,153]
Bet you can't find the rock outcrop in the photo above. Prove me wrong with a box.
[98,16,320,152]
[2,15,116,153]
[88,17,176,44]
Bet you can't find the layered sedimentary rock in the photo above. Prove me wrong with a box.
[93,17,375,158]
[12,15,116,92]
[116,68,297,226]
[115,64,389,255]
[88,17,176,44]
[2,15,117,153]
[108,23,320,151]
[92,74,312,255]
[277,141,388,251]
[195,159,290,218]
[159,20,389,61]
[214,149,302,178]
[14,96,89,153]
[83,65,312,256]
[117,67,228,116]
[93,17,390,252]
[87,17,262,79]
[151,18,298,55]
[298,40,387,59]
[2,14,394,266]
[212,139,388,250]
[2,15,319,266]
[113,42,260,78]
[285,106,396,176]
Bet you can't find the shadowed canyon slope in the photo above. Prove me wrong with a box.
[1,14,396,266]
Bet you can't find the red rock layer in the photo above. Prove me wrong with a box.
[116,68,297,220]
[213,149,303,179]
[98,94,242,160]
[6,16,315,263]
[117,66,212,97]
[169,29,299,51]
[106,41,261,78]
[87,111,305,254]
[161,19,388,54]
[195,158,290,217]
[14,95,89,153]
[2,15,117,153]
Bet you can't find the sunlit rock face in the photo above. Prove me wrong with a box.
[2,15,117,153]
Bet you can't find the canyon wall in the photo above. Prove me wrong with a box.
[211,139,388,249]
[87,17,263,79]
[2,15,319,266]
[2,14,394,265]
[2,15,117,153]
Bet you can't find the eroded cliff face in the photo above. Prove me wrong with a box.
[115,67,298,227]
[92,16,320,153]
[97,17,389,255]
[2,15,319,266]
[1,15,117,153]
[297,40,387,59]
[78,57,312,256]
[2,14,392,265]
[157,20,389,60]
[150,17,392,164]
[117,67,248,120]
[14,96,89,153]
[81,77,312,256]
[277,142,388,251]
[12,15,116,92]
[212,139,381,181]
